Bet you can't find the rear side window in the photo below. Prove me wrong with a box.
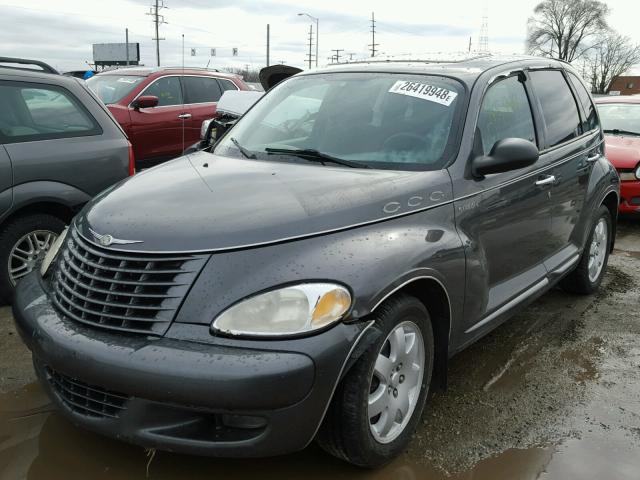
[567,72,599,132]
[529,70,582,148]
[142,76,183,106]
[218,79,239,92]
[0,81,101,143]
[477,75,536,155]
[183,76,222,104]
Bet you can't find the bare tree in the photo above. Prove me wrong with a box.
[585,33,640,94]
[527,0,609,62]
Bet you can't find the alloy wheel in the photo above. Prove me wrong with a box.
[8,230,58,286]
[368,320,425,444]
[588,218,608,283]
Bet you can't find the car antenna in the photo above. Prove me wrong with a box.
[181,33,186,155]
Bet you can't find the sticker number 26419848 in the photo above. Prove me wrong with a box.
[388,80,458,106]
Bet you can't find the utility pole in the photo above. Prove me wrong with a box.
[147,0,167,66]
[306,24,314,69]
[125,28,130,66]
[266,24,270,67]
[331,49,344,63]
[468,36,472,53]
[369,12,379,57]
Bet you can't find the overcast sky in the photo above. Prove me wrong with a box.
[1,0,639,73]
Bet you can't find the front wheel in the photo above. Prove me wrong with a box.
[560,205,612,294]
[316,294,434,467]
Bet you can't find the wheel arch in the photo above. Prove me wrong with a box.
[1,201,76,226]
[600,189,619,252]
[353,276,452,390]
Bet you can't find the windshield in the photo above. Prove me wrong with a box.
[596,103,640,135]
[86,75,145,105]
[214,73,464,170]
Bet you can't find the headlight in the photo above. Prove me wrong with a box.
[636,164,640,180]
[200,119,212,140]
[212,283,351,337]
[40,227,68,276]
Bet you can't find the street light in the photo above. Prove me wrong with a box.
[298,12,319,67]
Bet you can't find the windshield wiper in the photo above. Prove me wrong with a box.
[264,147,370,169]
[230,137,257,159]
[603,128,640,137]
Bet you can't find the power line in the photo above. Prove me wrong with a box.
[147,0,167,66]
[369,12,379,57]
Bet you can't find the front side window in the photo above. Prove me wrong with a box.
[0,81,100,142]
[86,75,145,104]
[596,103,640,136]
[477,75,536,155]
[141,76,183,106]
[568,72,599,132]
[529,70,582,148]
[184,76,222,104]
[214,73,464,170]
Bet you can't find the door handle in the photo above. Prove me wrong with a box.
[178,113,192,119]
[535,175,556,187]
[586,153,599,163]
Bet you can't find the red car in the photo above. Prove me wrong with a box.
[86,67,249,168]
[596,95,640,214]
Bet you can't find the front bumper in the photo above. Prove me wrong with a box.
[13,272,369,457]
[619,181,640,214]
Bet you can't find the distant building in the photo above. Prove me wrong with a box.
[608,75,640,95]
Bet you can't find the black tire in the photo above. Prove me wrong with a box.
[560,205,612,295]
[316,293,434,468]
[0,213,65,304]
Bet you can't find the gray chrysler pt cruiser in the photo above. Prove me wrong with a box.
[13,56,619,467]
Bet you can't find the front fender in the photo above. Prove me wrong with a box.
[176,204,465,329]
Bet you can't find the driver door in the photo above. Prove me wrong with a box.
[454,73,556,335]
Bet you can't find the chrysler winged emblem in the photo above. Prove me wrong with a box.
[89,228,144,247]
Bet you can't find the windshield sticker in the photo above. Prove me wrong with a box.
[117,78,137,83]
[388,81,457,106]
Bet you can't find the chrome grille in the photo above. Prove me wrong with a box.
[51,227,207,335]
[45,367,129,419]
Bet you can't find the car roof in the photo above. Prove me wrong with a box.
[594,95,640,105]
[96,66,241,81]
[299,55,574,86]
[0,66,83,89]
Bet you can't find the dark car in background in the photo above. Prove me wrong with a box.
[13,56,619,467]
[86,67,250,168]
[0,57,132,303]
[595,95,640,214]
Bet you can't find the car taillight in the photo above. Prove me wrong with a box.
[128,142,135,176]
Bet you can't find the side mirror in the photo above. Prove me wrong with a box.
[131,95,159,109]
[472,138,539,177]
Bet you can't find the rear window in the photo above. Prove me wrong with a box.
[568,72,599,132]
[529,70,582,148]
[218,79,239,92]
[184,76,222,104]
[86,75,145,104]
[0,81,101,143]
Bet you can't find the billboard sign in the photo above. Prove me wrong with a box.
[93,43,140,65]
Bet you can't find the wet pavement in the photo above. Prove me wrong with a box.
[1,219,639,479]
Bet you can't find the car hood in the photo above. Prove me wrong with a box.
[76,152,453,253]
[604,134,640,169]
